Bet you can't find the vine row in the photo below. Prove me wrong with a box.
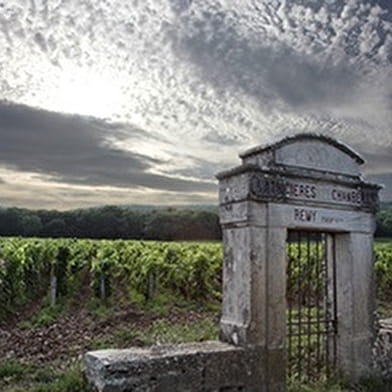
[0,237,391,321]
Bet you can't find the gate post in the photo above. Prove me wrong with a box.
[217,134,381,390]
[335,232,376,379]
[218,200,287,392]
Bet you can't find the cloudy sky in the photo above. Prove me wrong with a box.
[0,0,391,210]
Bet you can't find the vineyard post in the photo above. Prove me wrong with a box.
[99,273,106,302]
[50,261,57,306]
[146,270,155,301]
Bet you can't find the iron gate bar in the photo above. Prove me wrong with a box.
[324,233,330,378]
[306,232,311,377]
[332,235,338,371]
[297,230,302,378]
[287,236,293,374]
[316,233,321,375]
[286,230,338,383]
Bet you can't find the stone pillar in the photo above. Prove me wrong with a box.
[265,226,287,392]
[335,230,376,380]
[219,201,268,347]
[334,234,354,374]
[219,201,287,392]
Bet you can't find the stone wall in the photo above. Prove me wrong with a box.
[373,318,392,378]
[85,318,392,392]
[85,341,266,392]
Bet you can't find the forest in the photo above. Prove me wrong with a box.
[0,205,221,241]
[376,202,392,237]
[0,203,390,240]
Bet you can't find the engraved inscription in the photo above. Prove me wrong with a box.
[249,173,379,211]
[249,175,287,200]
[331,187,379,209]
[331,189,361,205]
[287,183,316,199]
[320,215,344,224]
[294,208,345,225]
[294,208,317,222]
[249,175,316,201]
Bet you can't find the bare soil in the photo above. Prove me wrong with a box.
[0,303,218,366]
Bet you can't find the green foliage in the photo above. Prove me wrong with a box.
[288,379,345,392]
[288,374,392,392]
[30,365,91,392]
[2,203,392,240]
[140,319,218,345]
[90,318,219,349]
[0,360,34,382]
[1,236,391,323]
[31,305,62,328]
[375,242,392,300]
[0,205,221,241]
[286,240,392,304]
[0,238,223,322]
[0,360,91,392]
[87,299,115,319]
[350,375,392,391]
[376,204,392,238]
[287,241,325,305]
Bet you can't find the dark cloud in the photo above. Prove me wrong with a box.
[0,101,215,193]
[168,3,359,110]
[0,0,392,207]
[372,0,392,17]
[293,0,343,13]
[361,147,392,174]
[34,32,47,52]
[367,173,392,201]
[165,1,392,200]
[170,0,193,14]
[175,157,217,180]
[202,130,239,146]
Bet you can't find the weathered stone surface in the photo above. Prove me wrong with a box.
[220,226,261,346]
[85,341,266,392]
[217,169,380,213]
[217,134,381,387]
[239,133,364,176]
[267,203,376,233]
[373,318,392,378]
[219,201,267,228]
[217,134,381,213]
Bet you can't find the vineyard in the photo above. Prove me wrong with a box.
[0,238,223,321]
[0,237,392,322]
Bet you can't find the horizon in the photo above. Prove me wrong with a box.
[0,202,220,212]
[1,200,392,214]
[1,0,392,209]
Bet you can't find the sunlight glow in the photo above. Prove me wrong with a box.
[47,66,125,119]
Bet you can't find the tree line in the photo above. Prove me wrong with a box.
[376,202,392,238]
[0,205,221,241]
[0,203,390,240]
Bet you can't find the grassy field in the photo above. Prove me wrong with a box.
[0,299,219,391]
[2,298,392,392]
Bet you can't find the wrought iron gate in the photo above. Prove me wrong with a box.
[286,230,338,382]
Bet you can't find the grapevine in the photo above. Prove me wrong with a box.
[0,237,390,322]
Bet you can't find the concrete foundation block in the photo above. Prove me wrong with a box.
[84,341,266,392]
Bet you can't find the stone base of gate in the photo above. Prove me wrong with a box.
[373,318,392,378]
[85,341,268,392]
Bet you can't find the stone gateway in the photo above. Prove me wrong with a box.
[85,134,382,392]
[217,133,381,390]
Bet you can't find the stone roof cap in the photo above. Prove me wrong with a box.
[239,133,365,165]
